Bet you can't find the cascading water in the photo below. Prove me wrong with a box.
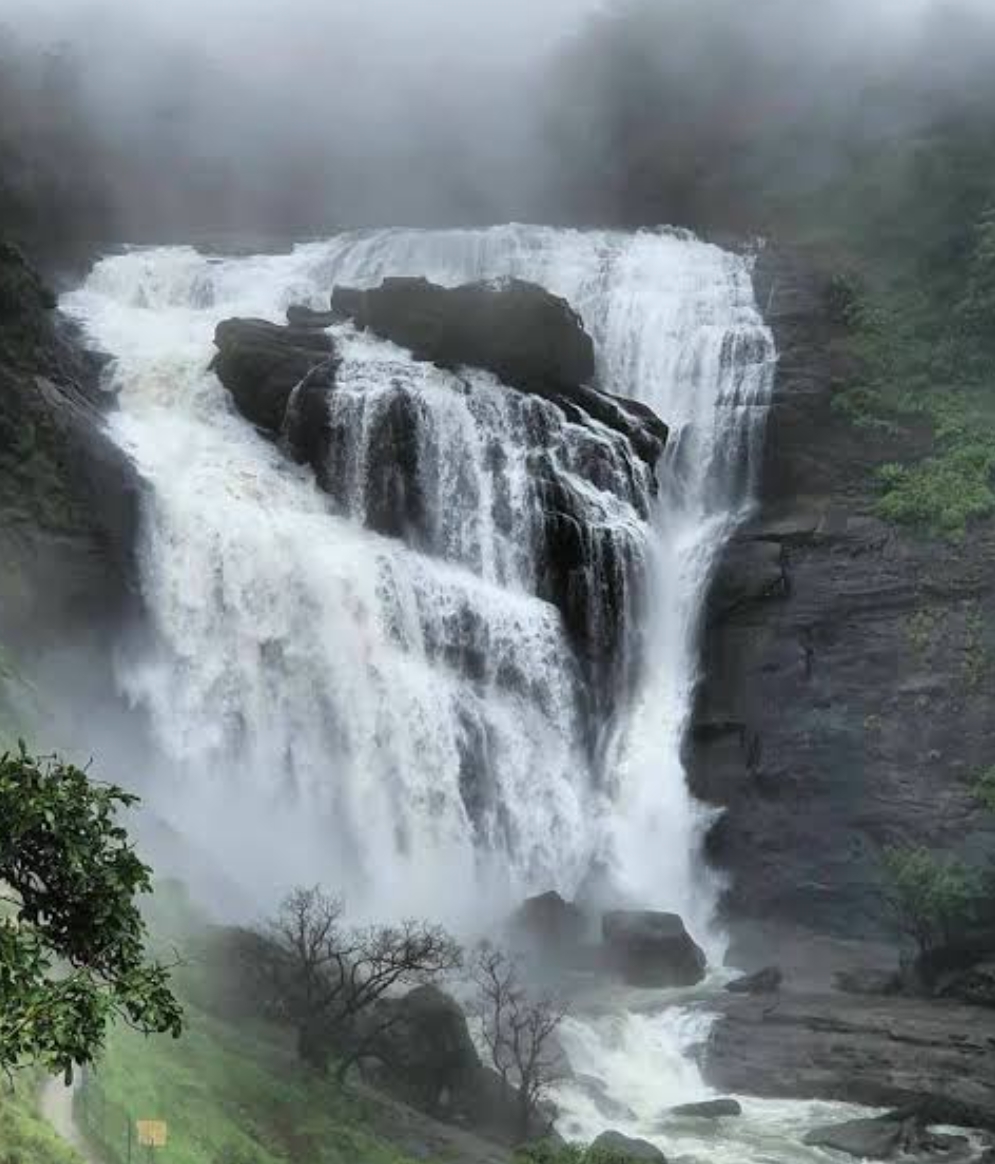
[65,225,773,928]
[65,226,823,1161]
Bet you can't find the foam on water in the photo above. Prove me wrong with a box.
[63,226,821,1159]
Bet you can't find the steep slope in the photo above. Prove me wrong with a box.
[692,249,995,940]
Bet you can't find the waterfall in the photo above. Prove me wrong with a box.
[63,226,774,932]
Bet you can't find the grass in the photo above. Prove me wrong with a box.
[74,892,447,1164]
[0,1072,84,1164]
[82,1001,439,1164]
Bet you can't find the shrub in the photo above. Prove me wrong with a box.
[882,846,982,956]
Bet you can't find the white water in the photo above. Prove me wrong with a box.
[65,225,794,1158]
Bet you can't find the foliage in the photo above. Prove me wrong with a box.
[83,984,438,1164]
[246,886,461,1080]
[973,766,995,813]
[0,746,182,1078]
[882,846,982,956]
[515,1144,586,1164]
[471,943,567,1142]
[0,1071,83,1164]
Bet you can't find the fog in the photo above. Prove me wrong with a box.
[2,0,995,257]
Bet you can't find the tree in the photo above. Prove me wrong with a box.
[882,846,981,959]
[471,943,567,1142]
[0,746,182,1079]
[248,886,461,1081]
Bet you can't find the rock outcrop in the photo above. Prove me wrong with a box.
[705,990,995,1130]
[691,247,995,940]
[331,276,595,394]
[0,241,141,648]
[365,986,554,1146]
[803,1111,970,1160]
[507,891,589,963]
[590,1130,667,1162]
[602,910,707,988]
[330,277,668,468]
[212,279,670,747]
[725,966,782,995]
[211,317,336,433]
[669,1098,742,1119]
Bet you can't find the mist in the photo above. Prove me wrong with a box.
[2,0,995,263]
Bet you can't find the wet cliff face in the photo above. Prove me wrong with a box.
[0,242,140,654]
[692,248,995,940]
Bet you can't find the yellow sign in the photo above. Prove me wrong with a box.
[136,1120,168,1148]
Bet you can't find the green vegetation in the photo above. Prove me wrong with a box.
[75,912,448,1164]
[974,766,995,813]
[882,846,982,956]
[0,747,182,1077]
[829,224,995,539]
[79,1002,429,1164]
[0,1072,83,1164]
[906,610,939,657]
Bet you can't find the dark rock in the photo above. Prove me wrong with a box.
[803,1111,969,1160]
[590,1130,667,1162]
[331,276,668,469]
[332,276,594,392]
[670,1098,742,1119]
[834,968,903,997]
[936,961,995,1009]
[211,317,335,433]
[286,303,337,329]
[691,246,995,940]
[0,241,141,645]
[365,986,482,1117]
[602,911,707,988]
[366,986,553,1145]
[508,891,588,962]
[705,991,995,1130]
[914,929,995,994]
[707,537,787,620]
[725,966,782,995]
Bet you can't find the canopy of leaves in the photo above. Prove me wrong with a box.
[882,846,983,956]
[0,746,182,1078]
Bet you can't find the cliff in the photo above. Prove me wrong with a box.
[0,242,140,654]
[691,247,995,940]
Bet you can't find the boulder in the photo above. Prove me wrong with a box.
[211,317,336,433]
[332,276,594,393]
[286,303,337,329]
[705,991,995,1130]
[602,912,707,988]
[508,891,588,962]
[670,1098,742,1119]
[365,986,554,1145]
[834,968,902,997]
[590,1130,667,1162]
[331,276,668,469]
[803,1111,969,1160]
[364,986,481,1116]
[725,966,782,995]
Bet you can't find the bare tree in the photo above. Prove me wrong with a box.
[471,942,568,1140]
[247,886,462,1081]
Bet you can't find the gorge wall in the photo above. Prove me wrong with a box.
[692,247,995,941]
[0,242,139,659]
